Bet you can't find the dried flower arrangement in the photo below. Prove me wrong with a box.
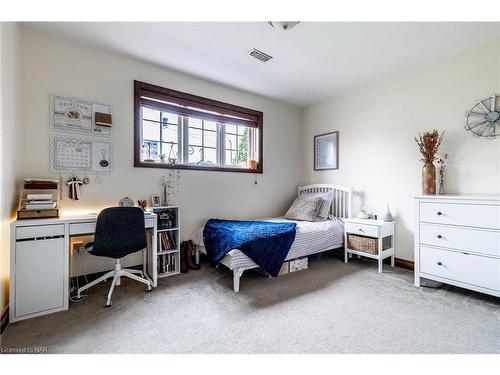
[415,130,445,164]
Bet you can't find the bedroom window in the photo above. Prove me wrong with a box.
[134,81,263,173]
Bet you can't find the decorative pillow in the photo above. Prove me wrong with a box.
[316,191,333,220]
[285,194,322,221]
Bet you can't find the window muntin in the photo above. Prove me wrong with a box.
[135,81,263,173]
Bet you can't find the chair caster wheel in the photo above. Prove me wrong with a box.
[146,285,152,292]
[105,301,112,307]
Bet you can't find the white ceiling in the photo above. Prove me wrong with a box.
[27,22,500,107]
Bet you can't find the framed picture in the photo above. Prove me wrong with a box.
[314,131,339,170]
[151,195,161,207]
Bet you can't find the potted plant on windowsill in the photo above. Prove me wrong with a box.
[159,154,166,163]
[415,130,445,195]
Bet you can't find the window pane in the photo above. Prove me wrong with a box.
[189,127,203,147]
[204,130,217,148]
[162,123,178,144]
[188,145,203,164]
[160,111,178,126]
[236,129,249,164]
[225,133,237,151]
[142,107,160,122]
[161,142,179,162]
[142,120,160,141]
[203,148,217,165]
[142,141,158,161]
[226,124,237,135]
[188,117,203,129]
[204,121,217,132]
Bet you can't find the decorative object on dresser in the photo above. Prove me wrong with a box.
[437,153,448,195]
[151,206,181,279]
[415,130,445,195]
[382,204,393,222]
[314,131,339,170]
[465,94,500,138]
[138,199,147,210]
[344,218,395,273]
[414,195,500,297]
[151,195,161,207]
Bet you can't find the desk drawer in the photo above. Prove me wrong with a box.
[345,222,379,237]
[420,223,500,257]
[69,222,96,235]
[420,202,500,229]
[420,246,500,291]
[16,224,64,240]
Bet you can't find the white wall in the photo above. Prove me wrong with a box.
[21,28,302,245]
[0,23,22,319]
[302,40,500,261]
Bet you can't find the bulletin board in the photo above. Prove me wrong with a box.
[49,136,113,175]
[50,94,113,137]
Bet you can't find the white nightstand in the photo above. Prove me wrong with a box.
[344,218,395,273]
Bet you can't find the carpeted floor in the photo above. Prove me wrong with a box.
[1,253,499,354]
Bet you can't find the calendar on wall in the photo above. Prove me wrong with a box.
[50,136,112,175]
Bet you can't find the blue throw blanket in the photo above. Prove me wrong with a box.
[203,219,297,277]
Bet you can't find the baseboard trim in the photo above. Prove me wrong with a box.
[1,304,9,334]
[394,258,414,271]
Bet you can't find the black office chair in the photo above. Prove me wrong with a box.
[77,207,152,306]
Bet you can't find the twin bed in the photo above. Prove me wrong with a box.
[189,184,353,292]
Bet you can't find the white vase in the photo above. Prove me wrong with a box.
[382,204,393,222]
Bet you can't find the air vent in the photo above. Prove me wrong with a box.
[247,48,273,62]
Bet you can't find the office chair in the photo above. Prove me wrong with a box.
[77,207,152,306]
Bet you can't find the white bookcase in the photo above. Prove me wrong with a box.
[151,206,180,280]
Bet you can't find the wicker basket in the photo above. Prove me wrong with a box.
[347,234,392,255]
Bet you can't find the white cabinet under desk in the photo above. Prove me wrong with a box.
[10,213,157,323]
[414,195,500,298]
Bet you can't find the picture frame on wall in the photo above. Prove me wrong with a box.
[314,131,339,170]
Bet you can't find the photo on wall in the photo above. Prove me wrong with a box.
[314,131,338,170]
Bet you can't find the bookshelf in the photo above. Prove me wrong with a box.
[151,206,180,278]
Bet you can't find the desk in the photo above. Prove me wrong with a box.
[9,213,158,323]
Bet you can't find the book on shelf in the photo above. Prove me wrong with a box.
[160,231,176,251]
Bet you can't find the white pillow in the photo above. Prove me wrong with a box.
[285,194,322,221]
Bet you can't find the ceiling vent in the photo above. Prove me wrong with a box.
[247,48,273,62]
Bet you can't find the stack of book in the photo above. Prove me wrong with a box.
[159,254,177,273]
[160,231,176,251]
[24,194,57,210]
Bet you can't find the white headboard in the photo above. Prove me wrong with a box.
[298,184,352,219]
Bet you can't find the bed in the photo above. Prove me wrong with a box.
[189,184,352,292]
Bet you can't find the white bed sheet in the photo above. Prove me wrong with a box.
[189,217,344,270]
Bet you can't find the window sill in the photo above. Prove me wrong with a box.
[134,160,262,174]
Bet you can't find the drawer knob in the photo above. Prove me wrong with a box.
[437,211,442,216]
[437,234,442,239]
[358,228,364,232]
[437,261,442,266]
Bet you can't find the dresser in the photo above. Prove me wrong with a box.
[414,195,500,297]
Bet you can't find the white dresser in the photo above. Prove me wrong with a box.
[414,195,500,297]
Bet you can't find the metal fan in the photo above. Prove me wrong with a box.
[465,94,500,138]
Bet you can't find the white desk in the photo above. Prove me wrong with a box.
[9,213,158,323]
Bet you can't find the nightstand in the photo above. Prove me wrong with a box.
[344,218,395,273]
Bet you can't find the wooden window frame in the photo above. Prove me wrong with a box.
[134,80,263,174]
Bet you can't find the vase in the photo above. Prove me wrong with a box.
[422,162,436,195]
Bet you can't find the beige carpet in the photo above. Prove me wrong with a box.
[1,253,499,354]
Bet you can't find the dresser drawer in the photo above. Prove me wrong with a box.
[16,224,65,240]
[420,246,500,291]
[345,222,378,237]
[420,224,500,257]
[420,202,500,229]
[69,222,96,235]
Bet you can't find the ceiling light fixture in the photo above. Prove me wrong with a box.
[268,21,300,31]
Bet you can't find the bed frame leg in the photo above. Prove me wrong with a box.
[233,268,244,293]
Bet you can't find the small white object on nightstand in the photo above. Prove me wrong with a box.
[344,218,395,273]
